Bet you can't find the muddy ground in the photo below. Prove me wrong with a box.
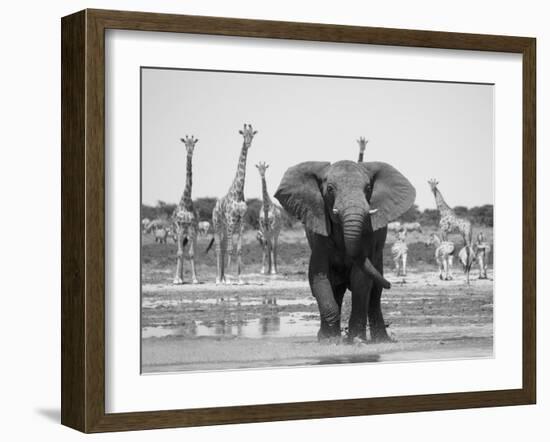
[141,227,493,373]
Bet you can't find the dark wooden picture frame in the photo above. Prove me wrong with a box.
[61,9,536,433]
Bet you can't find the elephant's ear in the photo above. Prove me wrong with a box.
[361,162,416,231]
[275,161,331,236]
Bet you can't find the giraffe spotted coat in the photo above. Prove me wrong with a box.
[256,161,283,275]
[211,124,257,284]
[172,135,199,285]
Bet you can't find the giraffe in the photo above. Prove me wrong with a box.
[427,179,472,245]
[357,137,368,163]
[474,231,491,279]
[427,233,455,281]
[255,161,283,275]
[391,228,408,277]
[428,179,474,284]
[172,135,199,285]
[212,124,257,284]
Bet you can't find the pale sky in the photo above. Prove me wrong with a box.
[141,68,493,210]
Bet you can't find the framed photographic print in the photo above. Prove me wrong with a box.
[61,9,536,433]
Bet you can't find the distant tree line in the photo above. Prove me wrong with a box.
[398,204,493,227]
[143,200,493,229]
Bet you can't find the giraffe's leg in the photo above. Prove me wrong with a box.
[269,238,276,275]
[236,220,245,285]
[265,238,272,275]
[402,252,407,277]
[225,224,235,284]
[440,259,445,280]
[173,228,184,285]
[214,228,224,285]
[260,235,267,274]
[188,228,198,284]
[271,234,279,275]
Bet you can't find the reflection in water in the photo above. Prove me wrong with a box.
[142,292,320,339]
[143,312,318,339]
[143,293,316,309]
[262,295,277,305]
[260,314,281,335]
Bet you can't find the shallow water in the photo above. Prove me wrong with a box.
[142,312,318,339]
[141,270,494,372]
[143,292,316,309]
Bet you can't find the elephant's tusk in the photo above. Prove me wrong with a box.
[368,208,378,215]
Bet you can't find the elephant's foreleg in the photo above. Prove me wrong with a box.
[368,281,392,342]
[332,283,347,314]
[348,266,371,342]
[366,250,391,342]
[310,273,340,340]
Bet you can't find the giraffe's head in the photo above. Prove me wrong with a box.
[357,137,368,153]
[255,161,269,177]
[428,178,439,194]
[180,135,199,154]
[239,124,257,147]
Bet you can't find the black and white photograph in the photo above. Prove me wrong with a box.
[140,67,494,374]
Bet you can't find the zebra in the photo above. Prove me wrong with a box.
[427,233,455,281]
[198,220,211,237]
[474,231,491,280]
[391,229,408,277]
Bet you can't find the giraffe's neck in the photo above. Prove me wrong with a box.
[179,151,193,208]
[433,188,452,215]
[358,151,364,163]
[261,176,272,207]
[228,142,249,200]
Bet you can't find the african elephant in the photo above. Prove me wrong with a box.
[275,160,415,343]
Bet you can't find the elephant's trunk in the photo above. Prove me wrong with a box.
[342,210,365,258]
[361,256,391,289]
[342,208,391,290]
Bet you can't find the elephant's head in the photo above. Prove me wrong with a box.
[275,160,415,287]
